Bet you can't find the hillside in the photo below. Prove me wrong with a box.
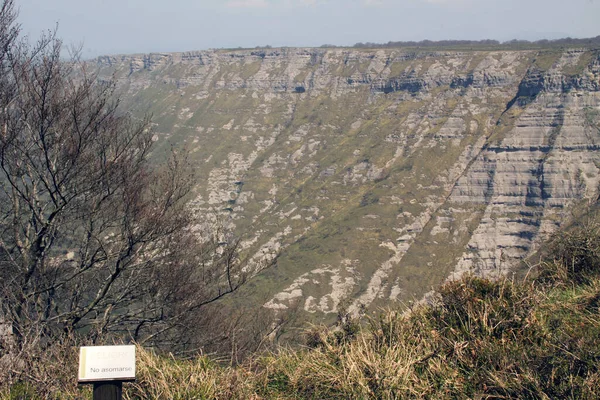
[4,218,600,398]
[94,47,600,339]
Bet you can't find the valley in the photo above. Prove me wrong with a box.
[95,46,600,330]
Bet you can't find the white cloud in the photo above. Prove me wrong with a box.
[226,0,268,8]
[223,0,464,11]
[418,0,476,4]
[365,0,475,4]
[287,0,325,6]
[225,0,326,8]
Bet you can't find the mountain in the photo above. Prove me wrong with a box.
[94,46,600,334]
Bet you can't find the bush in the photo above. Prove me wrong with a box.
[539,219,600,284]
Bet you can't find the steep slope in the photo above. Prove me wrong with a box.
[95,47,600,326]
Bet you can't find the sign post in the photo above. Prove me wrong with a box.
[78,345,136,400]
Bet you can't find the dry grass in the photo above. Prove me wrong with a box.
[3,222,600,399]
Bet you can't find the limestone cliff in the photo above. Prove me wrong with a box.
[95,47,600,322]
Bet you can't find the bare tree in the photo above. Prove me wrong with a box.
[0,0,245,359]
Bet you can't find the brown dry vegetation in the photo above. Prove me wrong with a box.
[3,220,600,399]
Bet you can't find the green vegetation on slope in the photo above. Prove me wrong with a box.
[4,219,600,399]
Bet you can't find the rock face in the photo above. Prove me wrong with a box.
[95,47,600,324]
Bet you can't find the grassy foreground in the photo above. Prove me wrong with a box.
[3,224,600,399]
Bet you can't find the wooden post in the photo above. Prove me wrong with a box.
[93,382,123,400]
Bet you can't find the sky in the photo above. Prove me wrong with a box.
[15,0,600,58]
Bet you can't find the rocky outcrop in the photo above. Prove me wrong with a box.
[94,47,600,324]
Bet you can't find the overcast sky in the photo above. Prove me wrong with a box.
[15,0,600,58]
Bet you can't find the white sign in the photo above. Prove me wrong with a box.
[78,345,136,382]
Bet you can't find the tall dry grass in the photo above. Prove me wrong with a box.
[3,221,600,399]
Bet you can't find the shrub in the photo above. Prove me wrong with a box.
[539,219,600,284]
